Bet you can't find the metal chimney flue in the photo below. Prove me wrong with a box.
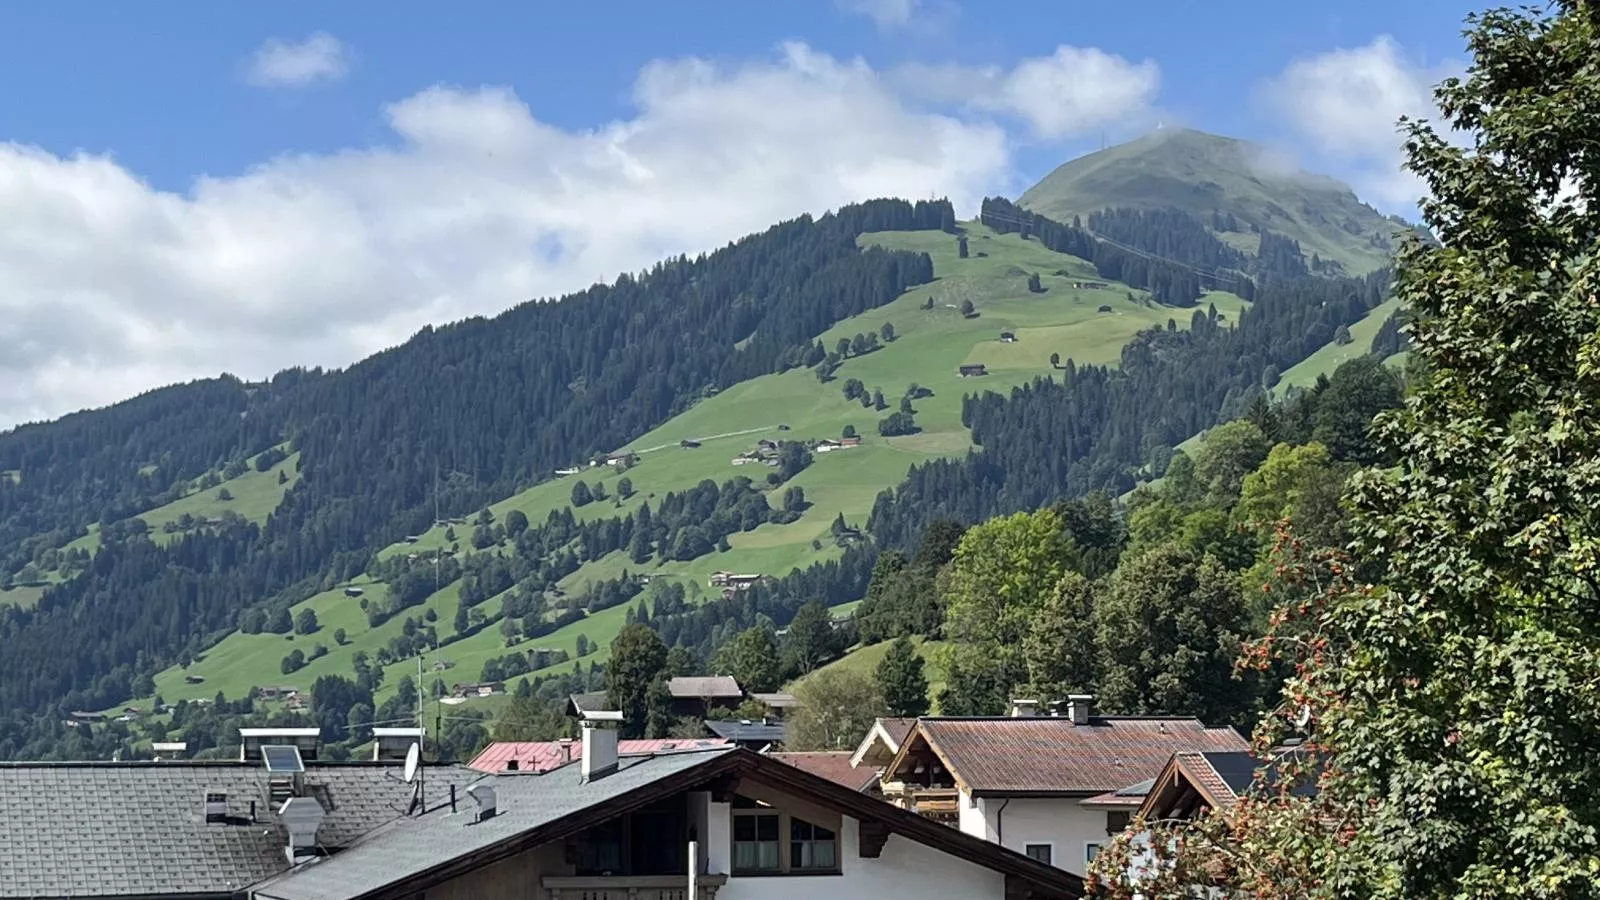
[1066,694,1094,725]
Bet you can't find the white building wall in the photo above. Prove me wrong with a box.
[967,796,1111,878]
[713,814,1006,900]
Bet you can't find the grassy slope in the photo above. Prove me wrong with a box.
[793,637,950,711]
[127,223,1245,714]
[1274,298,1401,394]
[1020,128,1401,276]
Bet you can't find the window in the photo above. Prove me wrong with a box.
[1106,810,1132,834]
[1024,843,1053,865]
[791,818,837,870]
[733,809,781,872]
[1086,843,1103,865]
[731,795,840,875]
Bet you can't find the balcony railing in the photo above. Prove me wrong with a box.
[540,874,729,900]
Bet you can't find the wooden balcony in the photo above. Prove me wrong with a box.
[907,787,961,824]
[540,874,728,899]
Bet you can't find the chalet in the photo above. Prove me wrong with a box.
[750,691,800,719]
[184,674,205,684]
[959,363,988,377]
[877,696,1246,876]
[1097,305,1113,313]
[668,675,745,717]
[1000,331,1017,342]
[815,439,843,453]
[243,729,1084,900]
[850,717,918,771]
[709,571,766,591]
[258,686,299,701]
[680,438,702,448]
[839,435,862,448]
[554,466,582,477]
[756,438,779,452]
[343,586,364,598]
[452,681,506,698]
[604,450,638,467]
[565,691,614,719]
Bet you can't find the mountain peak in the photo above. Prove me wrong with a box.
[1019,128,1397,274]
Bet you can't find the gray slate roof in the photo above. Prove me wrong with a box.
[251,746,736,900]
[704,719,787,744]
[0,761,478,899]
[667,676,742,699]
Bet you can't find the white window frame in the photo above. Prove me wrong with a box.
[1023,842,1055,866]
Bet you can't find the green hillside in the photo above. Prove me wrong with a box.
[793,637,950,708]
[1020,128,1405,276]
[1275,298,1402,393]
[129,221,1250,714]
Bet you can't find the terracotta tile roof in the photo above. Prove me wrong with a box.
[912,716,1248,795]
[468,738,728,773]
[767,752,878,792]
[880,717,918,747]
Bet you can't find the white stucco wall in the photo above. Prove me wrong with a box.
[960,796,1111,877]
[713,815,1006,900]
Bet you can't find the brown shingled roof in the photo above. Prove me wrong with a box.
[879,717,917,747]
[901,716,1248,796]
[767,752,879,792]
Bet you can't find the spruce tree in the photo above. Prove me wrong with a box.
[874,635,928,717]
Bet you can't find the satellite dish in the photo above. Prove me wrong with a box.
[403,742,421,784]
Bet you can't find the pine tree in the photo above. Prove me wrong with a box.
[874,636,928,716]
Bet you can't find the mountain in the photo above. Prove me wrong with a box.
[1019,128,1406,276]
[0,138,1403,760]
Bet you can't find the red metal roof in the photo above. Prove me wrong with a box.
[903,717,1248,795]
[468,738,729,773]
[767,752,879,792]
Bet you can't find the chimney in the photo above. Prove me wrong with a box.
[466,782,498,822]
[1066,694,1093,725]
[1009,698,1039,718]
[204,790,228,824]
[279,796,326,864]
[505,759,519,772]
[581,712,623,782]
[558,737,575,765]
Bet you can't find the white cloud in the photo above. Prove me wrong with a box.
[837,0,921,28]
[0,42,1011,426]
[246,32,350,88]
[1260,36,1458,209]
[895,46,1160,140]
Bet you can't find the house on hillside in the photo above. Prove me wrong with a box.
[1097,305,1113,313]
[839,435,862,448]
[668,675,745,718]
[878,696,1247,876]
[1000,331,1017,343]
[604,450,638,467]
[704,717,788,751]
[343,586,364,598]
[958,364,988,377]
[680,438,702,448]
[750,691,799,719]
[451,681,505,698]
[709,571,766,591]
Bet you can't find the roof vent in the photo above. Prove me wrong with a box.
[1066,694,1094,725]
[239,727,321,762]
[279,796,326,864]
[581,711,623,782]
[1009,698,1039,718]
[152,741,188,760]
[371,727,424,762]
[204,791,228,824]
[505,759,519,771]
[466,782,498,822]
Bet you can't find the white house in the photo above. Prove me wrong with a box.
[877,696,1247,877]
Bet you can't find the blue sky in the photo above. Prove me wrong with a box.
[0,0,1478,424]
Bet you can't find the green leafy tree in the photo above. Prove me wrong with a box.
[216,487,233,502]
[788,668,885,750]
[333,627,347,646]
[1194,419,1271,502]
[940,508,1068,689]
[504,509,529,538]
[880,321,896,342]
[1092,544,1251,726]
[1021,571,1097,701]
[616,477,634,499]
[874,636,928,716]
[294,607,319,635]
[714,625,784,693]
[605,624,668,739]
[494,693,565,741]
[1114,9,1600,895]
[1310,355,1405,464]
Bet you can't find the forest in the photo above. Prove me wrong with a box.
[0,198,950,754]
